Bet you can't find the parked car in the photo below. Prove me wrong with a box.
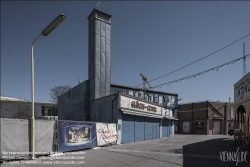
[228,129,234,136]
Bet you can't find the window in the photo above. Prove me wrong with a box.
[148,94,153,102]
[140,91,144,99]
[159,96,163,105]
[230,108,234,119]
[129,90,133,96]
[154,94,158,103]
[97,14,109,21]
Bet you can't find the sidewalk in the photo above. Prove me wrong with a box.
[231,139,250,152]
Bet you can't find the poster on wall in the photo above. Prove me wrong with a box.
[96,123,117,146]
[58,121,96,152]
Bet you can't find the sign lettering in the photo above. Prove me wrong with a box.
[131,101,156,112]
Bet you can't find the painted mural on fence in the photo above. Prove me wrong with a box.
[235,74,250,103]
[96,123,117,146]
[58,121,96,152]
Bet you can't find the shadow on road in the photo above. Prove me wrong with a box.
[181,137,250,167]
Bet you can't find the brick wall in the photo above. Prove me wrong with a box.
[177,101,234,135]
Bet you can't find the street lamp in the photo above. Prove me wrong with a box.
[31,14,65,160]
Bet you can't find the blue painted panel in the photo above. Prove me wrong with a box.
[145,117,154,140]
[122,114,135,143]
[135,116,145,141]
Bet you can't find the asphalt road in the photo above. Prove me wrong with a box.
[1,134,250,167]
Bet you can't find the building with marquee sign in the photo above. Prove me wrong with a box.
[58,8,179,144]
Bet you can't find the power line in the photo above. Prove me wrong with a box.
[243,42,247,77]
[149,54,250,90]
[134,33,250,87]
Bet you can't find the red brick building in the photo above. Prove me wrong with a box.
[177,101,234,135]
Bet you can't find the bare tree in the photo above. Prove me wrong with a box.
[49,85,71,103]
[13,100,36,119]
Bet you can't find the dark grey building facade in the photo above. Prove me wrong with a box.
[58,8,179,144]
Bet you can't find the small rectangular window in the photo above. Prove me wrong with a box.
[159,96,163,105]
[230,108,234,119]
[154,94,158,103]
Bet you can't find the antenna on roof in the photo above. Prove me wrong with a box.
[243,42,247,77]
[95,1,100,10]
[140,73,152,89]
[94,1,108,13]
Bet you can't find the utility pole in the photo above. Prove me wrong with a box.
[140,73,152,89]
[243,42,247,77]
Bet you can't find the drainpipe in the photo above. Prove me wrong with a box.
[111,92,119,123]
[192,103,193,133]
[224,102,227,135]
[206,101,208,135]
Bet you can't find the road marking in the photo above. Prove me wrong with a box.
[108,149,218,159]
[137,143,215,148]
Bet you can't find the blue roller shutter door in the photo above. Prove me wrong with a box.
[122,114,135,143]
[156,118,160,139]
[145,117,154,140]
[169,121,173,136]
[162,119,169,137]
[135,116,145,141]
[153,118,160,139]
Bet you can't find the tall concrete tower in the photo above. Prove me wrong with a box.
[87,9,112,101]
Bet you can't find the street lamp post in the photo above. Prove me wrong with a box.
[31,14,65,159]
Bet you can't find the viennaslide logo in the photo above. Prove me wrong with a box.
[219,147,248,166]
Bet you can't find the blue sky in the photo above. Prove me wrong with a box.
[1,1,250,104]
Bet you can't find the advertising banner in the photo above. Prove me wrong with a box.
[96,123,117,146]
[58,121,96,152]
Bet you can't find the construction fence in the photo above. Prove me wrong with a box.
[0,118,117,160]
